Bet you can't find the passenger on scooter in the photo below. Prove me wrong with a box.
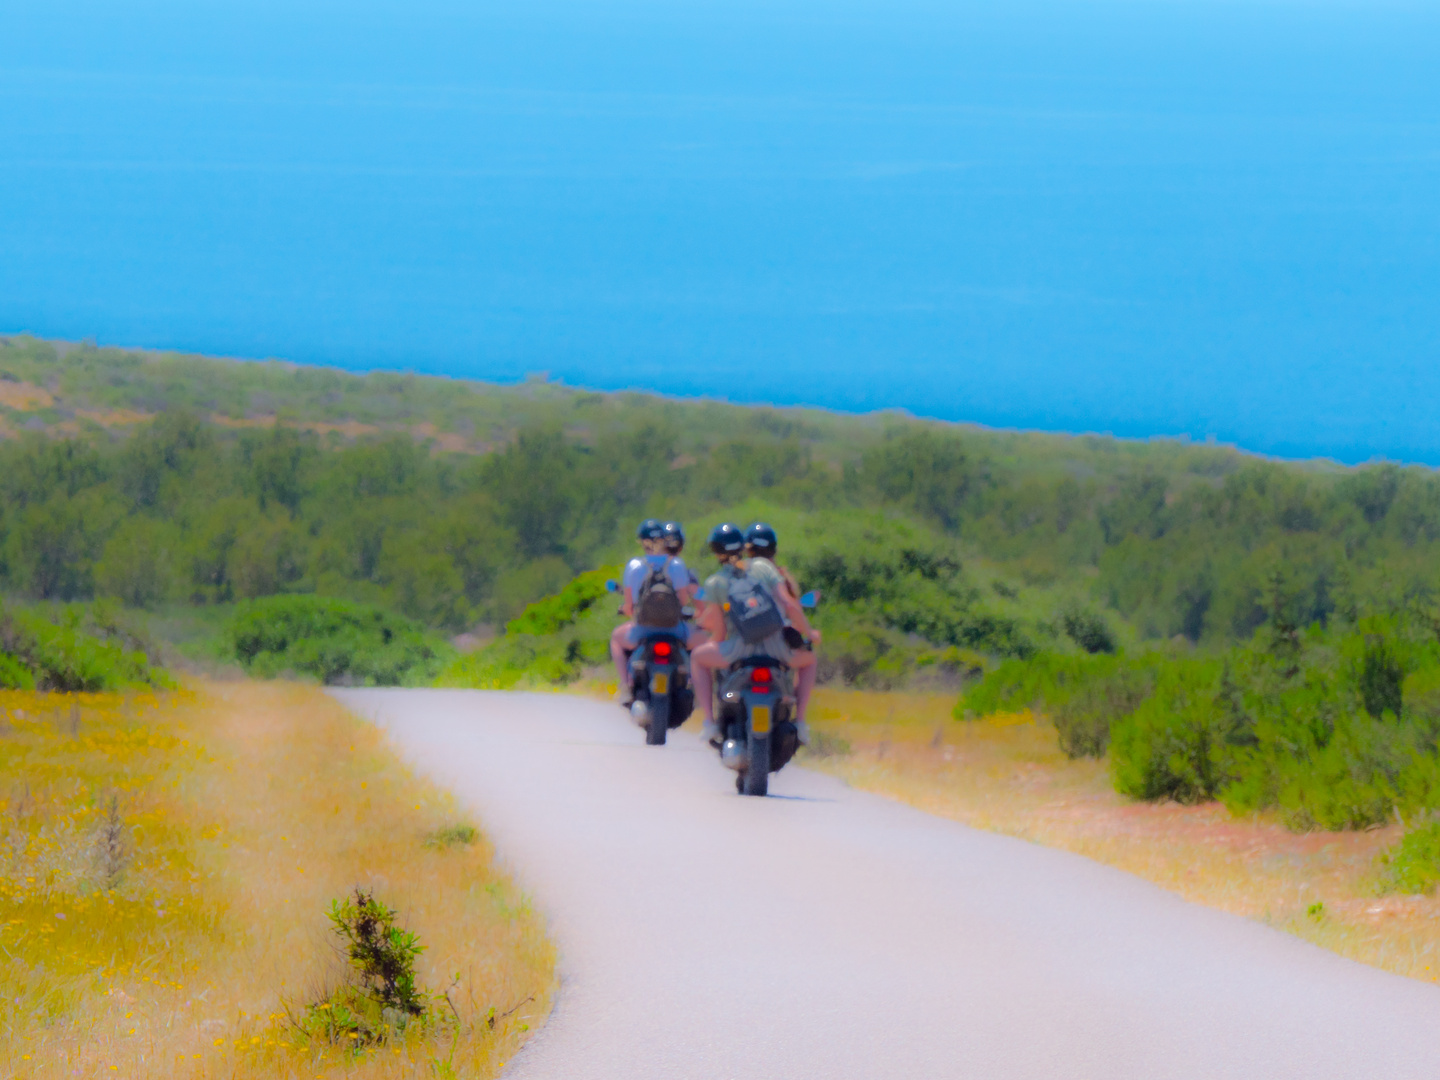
[610,519,698,703]
[690,523,820,744]
[743,521,819,744]
[663,520,704,589]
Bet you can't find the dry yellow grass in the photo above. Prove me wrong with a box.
[798,687,1440,986]
[0,682,554,1079]
[0,380,55,411]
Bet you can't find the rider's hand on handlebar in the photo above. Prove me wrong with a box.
[808,628,822,645]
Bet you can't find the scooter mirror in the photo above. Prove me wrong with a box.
[799,590,820,608]
[604,579,619,593]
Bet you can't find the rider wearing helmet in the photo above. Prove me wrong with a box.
[662,521,699,589]
[662,520,685,555]
[744,521,818,743]
[610,519,699,703]
[690,522,820,744]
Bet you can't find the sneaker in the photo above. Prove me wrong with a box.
[614,687,635,708]
[700,720,721,747]
[795,719,810,746]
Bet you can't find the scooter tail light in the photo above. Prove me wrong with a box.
[751,667,772,684]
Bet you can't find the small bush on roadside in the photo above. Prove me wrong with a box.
[1110,661,1238,803]
[425,824,479,849]
[966,612,1440,830]
[228,595,452,686]
[302,888,441,1046]
[1376,821,1440,895]
[1052,665,1152,758]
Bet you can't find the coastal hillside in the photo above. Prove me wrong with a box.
[1,333,1436,685]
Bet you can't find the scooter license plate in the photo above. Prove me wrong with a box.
[651,674,668,695]
[751,705,771,734]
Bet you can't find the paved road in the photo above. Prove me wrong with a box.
[335,689,1440,1079]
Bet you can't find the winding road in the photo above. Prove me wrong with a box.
[334,689,1440,1079]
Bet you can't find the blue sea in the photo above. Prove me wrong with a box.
[1,0,1437,462]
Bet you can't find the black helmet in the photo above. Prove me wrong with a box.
[662,521,685,552]
[636,518,665,541]
[744,521,778,556]
[708,522,745,556]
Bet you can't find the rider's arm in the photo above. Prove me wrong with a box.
[777,588,819,643]
[697,598,726,639]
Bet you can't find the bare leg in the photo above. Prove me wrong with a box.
[692,664,714,722]
[787,649,818,744]
[689,641,727,723]
[609,623,634,693]
[795,657,817,723]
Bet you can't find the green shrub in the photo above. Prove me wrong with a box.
[958,651,1125,718]
[1060,604,1118,655]
[1376,821,1440,895]
[436,631,595,689]
[1110,661,1236,803]
[424,824,479,849]
[1052,665,1152,758]
[504,566,620,636]
[0,602,172,691]
[228,595,452,686]
[1358,634,1405,719]
[303,888,436,1046]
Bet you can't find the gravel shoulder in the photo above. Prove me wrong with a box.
[335,688,1440,1080]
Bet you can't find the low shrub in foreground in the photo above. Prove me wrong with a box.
[301,889,443,1046]
[228,595,452,686]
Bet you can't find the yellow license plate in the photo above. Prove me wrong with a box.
[751,705,771,734]
[651,673,668,695]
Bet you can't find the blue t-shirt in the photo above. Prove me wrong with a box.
[622,554,693,606]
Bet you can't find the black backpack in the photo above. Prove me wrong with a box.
[635,561,683,627]
[724,566,786,644]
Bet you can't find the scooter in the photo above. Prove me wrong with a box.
[713,590,820,796]
[605,579,694,745]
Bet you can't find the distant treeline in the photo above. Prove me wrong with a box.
[2,336,1440,668]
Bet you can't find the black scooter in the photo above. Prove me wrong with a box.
[713,589,819,796]
[606,579,695,745]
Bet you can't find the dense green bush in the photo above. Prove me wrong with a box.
[962,612,1440,830]
[1052,665,1152,758]
[1376,821,1440,895]
[228,596,452,686]
[1110,661,1239,803]
[0,601,172,691]
[504,567,620,636]
[790,523,1037,662]
[1059,603,1118,655]
[958,651,1125,717]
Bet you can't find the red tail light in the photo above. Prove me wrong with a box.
[751,667,772,685]
[653,641,672,657]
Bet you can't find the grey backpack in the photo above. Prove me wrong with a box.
[724,567,786,644]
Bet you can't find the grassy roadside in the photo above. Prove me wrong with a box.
[1,682,554,1079]
[791,688,1440,985]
